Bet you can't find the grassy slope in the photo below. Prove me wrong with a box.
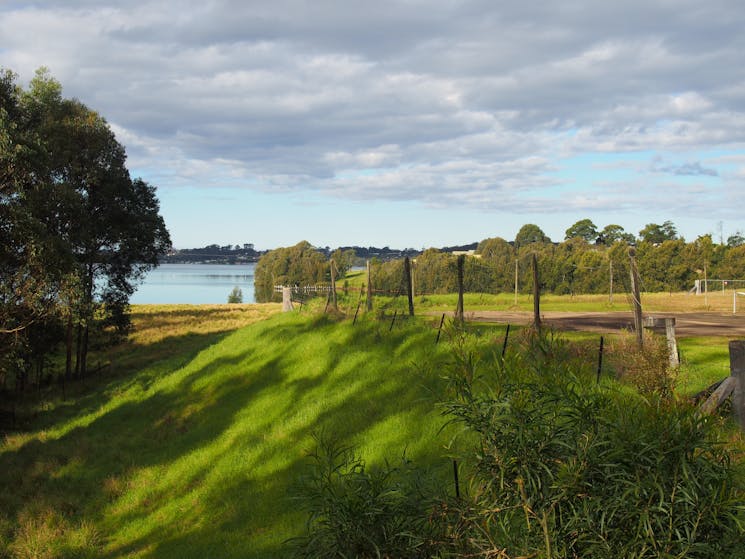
[1,309,464,558]
[1,300,740,558]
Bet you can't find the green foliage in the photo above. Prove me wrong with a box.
[639,220,679,244]
[330,248,357,276]
[565,218,598,242]
[727,232,745,248]
[719,245,745,280]
[601,223,634,244]
[227,286,243,303]
[607,332,678,398]
[295,328,745,559]
[412,249,456,294]
[438,331,745,558]
[361,223,745,299]
[515,223,551,248]
[288,435,446,558]
[369,258,406,296]
[253,241,328,302]
[1,66,170,385]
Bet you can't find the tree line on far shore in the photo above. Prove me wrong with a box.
[254,221,745,302]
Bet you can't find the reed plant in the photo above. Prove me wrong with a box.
[292,327,745,558]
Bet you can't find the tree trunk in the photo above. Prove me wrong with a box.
[74,323,82,378]
[65,312,73,380]
[79,261,94,377]
[80,323,89,377]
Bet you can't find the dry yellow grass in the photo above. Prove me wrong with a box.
[84,304,283,379]
[128,303,282,346]
[538,290,744,313]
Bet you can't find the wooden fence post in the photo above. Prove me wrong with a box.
[629,247,643,348]
[665,318,680,367]
[501,324,511,358]
[282,287,294,312]
[329,259,338,312]
[404,256,414,316]
[532,253,541,331]
[730,340,745,429]
[643,317,680,367]
[456,254,465,324]
[435,313,446,344]
[366,259,373,312]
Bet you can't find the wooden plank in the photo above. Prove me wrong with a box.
[699,376,736,415]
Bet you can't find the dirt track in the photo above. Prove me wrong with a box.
[459,311,745,338]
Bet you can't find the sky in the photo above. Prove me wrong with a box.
[2,1,745,250]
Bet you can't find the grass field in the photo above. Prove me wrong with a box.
[1,298,742,558]
[1,307,464,558]
[343,269,745,313]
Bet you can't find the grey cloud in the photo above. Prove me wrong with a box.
[2,0,745,220]
[651,158,719,177]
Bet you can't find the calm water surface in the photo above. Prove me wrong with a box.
[130,263,256,304]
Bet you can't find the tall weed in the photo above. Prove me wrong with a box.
[441,330,744,558]
[287,435,447,558]
[290,328,744,558]
[607,331,678,398]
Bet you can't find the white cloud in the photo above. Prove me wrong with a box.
[3,0,745,242]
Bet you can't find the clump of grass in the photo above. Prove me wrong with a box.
[606,331,678,398]
[7,507,102,559]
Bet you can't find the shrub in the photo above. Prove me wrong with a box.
[291,330,745,558]
[441,331,744,558]
[227,286,243,303]
[287,436,446,558]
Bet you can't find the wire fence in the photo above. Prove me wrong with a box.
[274,253,745,315]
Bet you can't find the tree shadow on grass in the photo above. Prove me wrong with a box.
[1,313,453,559]
[12,328,238,434]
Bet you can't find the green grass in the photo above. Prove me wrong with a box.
[1,310,467,558]
[1,302,741,558]
[337,274,742,313]
[677,337,732,396]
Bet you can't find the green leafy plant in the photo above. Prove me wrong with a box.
[227,286,243,303]
[287,435,446,558]
[440,330,744,558]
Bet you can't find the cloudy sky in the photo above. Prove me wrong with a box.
[2,1,744,249]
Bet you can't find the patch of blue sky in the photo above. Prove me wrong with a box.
[532,152,645,201]
[334,167,395,180]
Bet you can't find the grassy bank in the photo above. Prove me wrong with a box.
[1,302,742,557]
[1,308,462,558]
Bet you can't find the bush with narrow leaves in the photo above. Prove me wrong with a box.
[287,436,447,558]
[441,330,744,558]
